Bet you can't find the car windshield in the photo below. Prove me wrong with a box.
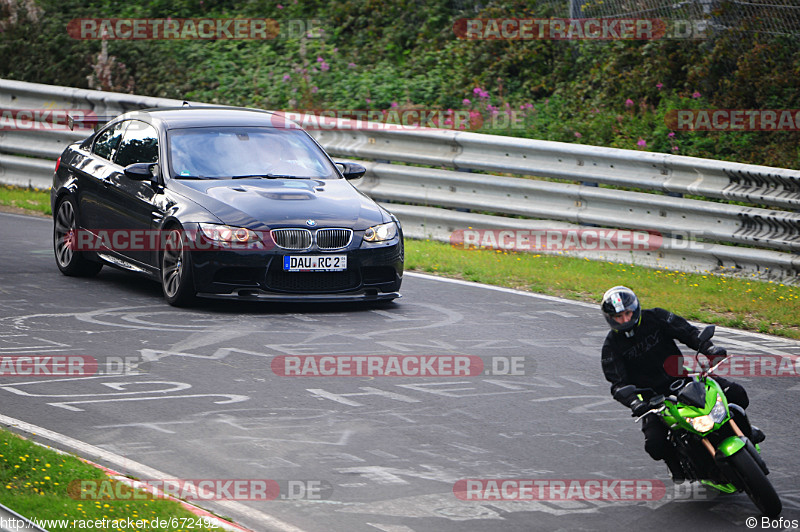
[168,127,338,179]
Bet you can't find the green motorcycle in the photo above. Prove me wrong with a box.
[614,325,782,517]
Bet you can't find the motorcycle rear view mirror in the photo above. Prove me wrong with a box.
[698,325,716,344]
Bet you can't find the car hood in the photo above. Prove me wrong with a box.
[170,177,389,230]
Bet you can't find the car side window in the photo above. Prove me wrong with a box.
[92,121,126,161]
[114,121,159,168]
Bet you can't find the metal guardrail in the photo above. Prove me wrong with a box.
[0,78,798,282]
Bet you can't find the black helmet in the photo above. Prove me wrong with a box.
[601,286,641,336]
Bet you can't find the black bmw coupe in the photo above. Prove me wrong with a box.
[51,106,403,306]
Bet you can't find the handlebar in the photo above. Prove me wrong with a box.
[634,405,666,422]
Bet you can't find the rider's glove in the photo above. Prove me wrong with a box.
[704,345,727,366]
[630,399,650,418]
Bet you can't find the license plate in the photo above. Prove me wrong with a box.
[283,255,347,271]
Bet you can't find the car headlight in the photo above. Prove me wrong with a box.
[363,222,397,242]
[198,223,263,248]
[687,415,715,433]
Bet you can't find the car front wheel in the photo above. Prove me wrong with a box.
[161,226,196,306]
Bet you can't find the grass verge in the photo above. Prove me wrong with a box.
[0,185,51,216]
[2,185,797,339]
[405,239,800,339]
[0,427,228,531]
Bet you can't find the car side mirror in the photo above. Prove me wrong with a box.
[124,162,156,181]
[336,161,366,180]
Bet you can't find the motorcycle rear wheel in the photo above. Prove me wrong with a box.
[730,448,782,517]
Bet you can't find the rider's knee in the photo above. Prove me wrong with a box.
[644,438,667,460]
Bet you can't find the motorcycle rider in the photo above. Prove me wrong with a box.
[600,285,760,482]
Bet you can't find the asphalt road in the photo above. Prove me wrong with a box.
[1,212,799,532]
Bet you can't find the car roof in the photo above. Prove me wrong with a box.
[120,106,286,130]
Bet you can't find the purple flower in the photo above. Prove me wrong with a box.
[390,101,398,108]
[668,132,675,138]
[311,86,318,93]
[365,98,372,104]
[692,91,701,99]
[574,132,582,138]
[347,62,356,69]
[317,56,324,63]
[473,87,482,95]
[656,83,663,90]
[637,138,647,148]
[277,4,283,8]
[625,98,634,107]
[320,62,330,72]
[282,74,290,82]
[672,146,679,152]
[463,98,471,106]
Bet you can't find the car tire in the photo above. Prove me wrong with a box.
[161,226,197,307]
[53,196,103,277]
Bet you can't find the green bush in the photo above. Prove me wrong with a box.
[2,0,799,168]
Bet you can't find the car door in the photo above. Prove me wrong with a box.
[105,119,162,268]
[76,120,126,231]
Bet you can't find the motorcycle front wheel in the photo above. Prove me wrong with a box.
[730,448,782,517]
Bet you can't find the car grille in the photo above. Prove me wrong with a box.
[316,228,353,250]
[271,228,353,250]
[271,228,312,250]
[266,269,361,292]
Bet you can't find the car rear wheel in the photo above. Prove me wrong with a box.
[53,196,103,277]
[161,226,196,306]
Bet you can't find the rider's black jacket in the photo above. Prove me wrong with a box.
[602,308,710,407]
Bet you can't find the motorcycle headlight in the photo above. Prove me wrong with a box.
[710,397,727,423]
[198,223,263,247]
[687,415,715,433]
[363,222,397,242]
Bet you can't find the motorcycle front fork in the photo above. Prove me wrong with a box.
[700,418,746,456]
